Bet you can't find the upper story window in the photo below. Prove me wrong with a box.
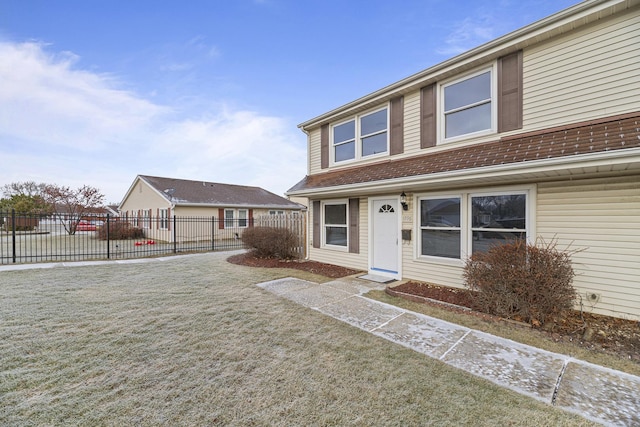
[332,107,388,164]
[441,67,495,141]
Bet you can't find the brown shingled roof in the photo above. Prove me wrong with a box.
[140,175,303,209]
[288,112,640,193]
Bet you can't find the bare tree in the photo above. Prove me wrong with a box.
[1,181,47,198]
[42,185,105,235]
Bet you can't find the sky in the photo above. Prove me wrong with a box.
[0,0,580,204]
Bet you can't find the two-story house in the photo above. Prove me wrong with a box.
[287,0,640,320]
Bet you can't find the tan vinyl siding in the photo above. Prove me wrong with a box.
[537,177,640,320]
[308,197,368,271]
[308,128,323,175]
[402,90,422,156]
[523,9,640,130]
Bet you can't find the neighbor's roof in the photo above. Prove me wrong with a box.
[137,175,304,209]
[287,112,640,195]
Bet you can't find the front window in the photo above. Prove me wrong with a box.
[420,197,461,259]
[418,190,529,260]
[324,202,347,247]
[238,209,248,228]
[224,209,234,228]
[159,209,168,230]
[332,107,388,163]
[443,69,493,140]
[142,209,151,229]
[471,194,526,253]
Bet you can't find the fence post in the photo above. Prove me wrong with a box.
[106,214,111,259]
[211,216,215,251]
[11,209,16,263]
[173,215,177,253]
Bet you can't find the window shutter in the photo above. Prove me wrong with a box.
[167,207,171,231]
[498,50,523,132]
[156,208,159,229]
[248,209,254,227]
[320,124,329,169]
[218,208,224,229]
[390,96,404,155]
[348,198,359,254]
[420,84,437,148]
[312,201,320,248]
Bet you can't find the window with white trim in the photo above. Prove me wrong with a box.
[323,201,348,247]
[332,107,388,163]
[471,194,526,253]
[159,208,169,230]
[418,189,529,260]
[224,209,234,228]
[420,197,461,259]
[441,67,494,141]
[142,209,151,229]
[238,209,248,228]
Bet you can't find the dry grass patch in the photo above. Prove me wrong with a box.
[0,252,596,426]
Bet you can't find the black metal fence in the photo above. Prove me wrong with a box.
[0,210,305,265]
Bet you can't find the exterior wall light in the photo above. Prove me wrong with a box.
[400,192,408,211]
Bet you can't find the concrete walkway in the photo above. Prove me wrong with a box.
[257,275,640,427]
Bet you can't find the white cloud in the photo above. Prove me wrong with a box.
[437,15,498,56]
[0,41,307,203]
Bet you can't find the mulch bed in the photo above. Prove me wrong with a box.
[226,252,361,279]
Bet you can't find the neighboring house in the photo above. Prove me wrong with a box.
[120,175,305,242]
[287,0,640,320]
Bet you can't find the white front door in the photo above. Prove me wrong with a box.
[370,198,399,278]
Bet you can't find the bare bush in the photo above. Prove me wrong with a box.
[241,226,300,259]
[463,239,577,326]
[97,221,144,240]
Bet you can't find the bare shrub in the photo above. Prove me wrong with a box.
[463,239,577,326]
[241,226,300,259]
[97,221,144,240]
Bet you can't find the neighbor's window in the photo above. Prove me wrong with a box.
[443,69,493,140]
[159,209,169,229]
[332,107,388,163]
[420,197,461,259]
[142,209,151,229]
[471,194,526,254]
[238,209,248,228]
[324,202,348,247]
[269,210,284,215]
[224,209,234,228]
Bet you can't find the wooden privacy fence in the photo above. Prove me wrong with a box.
[253,213,307,259]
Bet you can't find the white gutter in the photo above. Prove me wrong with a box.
[286,148,640,197]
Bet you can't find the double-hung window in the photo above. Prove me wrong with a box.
[332,107,388,163]
[224,209,235,228]
[159,208,169,230]
[238,209,248,228]
[419,189,530,260]
[323,201,348,247]
[442,68,494,140]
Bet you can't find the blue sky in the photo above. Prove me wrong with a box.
[1,0,579,203]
